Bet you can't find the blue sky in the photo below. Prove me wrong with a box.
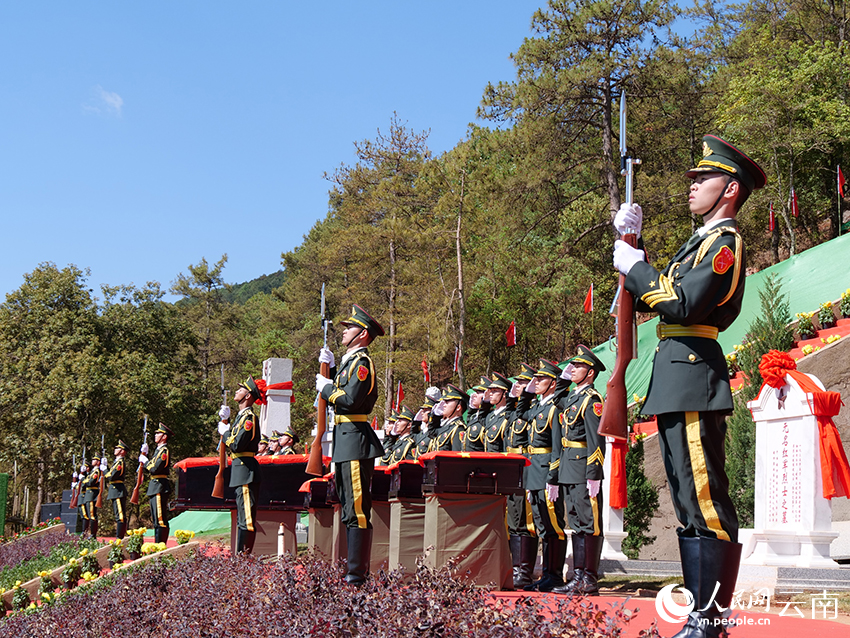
[0,1,545,301]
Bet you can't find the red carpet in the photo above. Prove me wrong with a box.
[490,591,850,636]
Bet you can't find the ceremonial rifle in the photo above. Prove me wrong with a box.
[70,446,85,509]
[306,283,329,477]
[95,434,106,508]
[598,90,641,441]
[212,364,228,499]
[69,452,78,509]
[130,416,148,505]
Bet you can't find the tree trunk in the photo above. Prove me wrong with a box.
[455,171,467,390]
[385,235,397,417]
[602,79,622,216]
[32,456,45,527]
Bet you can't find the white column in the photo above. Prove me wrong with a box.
[260,358,293,437]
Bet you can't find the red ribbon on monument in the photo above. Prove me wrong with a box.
[609,439,628,509]
[759,350,850,499]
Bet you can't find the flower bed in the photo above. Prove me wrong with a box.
[0,533,102,591]
[0,547,631,635]
[0,520,63,546]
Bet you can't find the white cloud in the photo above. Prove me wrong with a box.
[82,85,124,117]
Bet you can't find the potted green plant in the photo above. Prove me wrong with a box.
[61,558,82,590]
[108,539,124,568]
[125,528,146,560]
[37,570,55,596]
[11,581,29,611]
[796,311,816,339]
[840,289,850,319]
[818,301,835,329]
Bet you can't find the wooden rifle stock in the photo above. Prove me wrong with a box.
[306,360,329,476]
[598,232,638,441]
[95,469,105,509]
[130,460,145,505]
[212,434,227,498]
[69,482,79,509]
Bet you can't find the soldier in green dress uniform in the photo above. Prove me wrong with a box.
[139,423,172,544]
[386,406,418,464]
[380,410,400,464]
[513,359,570,591]
[504,362,538,588]
[548,345,606,596]
[81,457,102,537]
[413,395,438,457]
[257,435,270,457]
[483,372,511,453]
[106,440,129,539]
[463,378,490,452]
[316,304,385,586]
[428,384,467,452]
[278,428,299,455]
[612,135,765,637]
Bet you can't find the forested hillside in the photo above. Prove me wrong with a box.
[2,0,848,523]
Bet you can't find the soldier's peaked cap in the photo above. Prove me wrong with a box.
[489,372,511,391]
[534,359,561,379]
[441,383,468,404]
[341,304,385,337]
[155,422,174,437]
[685,135,766,192]
[239,376,262,402]
[398,406,415,422]
[571,344,606,373]
[280,427,300,444]
[516,362,536,381]
[115,440,129,451]
[420,396,436,410]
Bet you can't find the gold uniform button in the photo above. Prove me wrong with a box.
[656,346,660,353]
[688,354,696,361]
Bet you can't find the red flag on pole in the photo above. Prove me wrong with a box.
[769,202,775,231]
[395,381,404,410]
[421,357,430,384]
[371,415,379,430]
[452,346,459,372]
[583,284,593,313]
[839,166,846,198]
[791,187,800,218]
[505,321,516,347]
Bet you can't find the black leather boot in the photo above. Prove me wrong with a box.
[516,536,538,589]
[523,538,548,591]
[509,535,522,589]
[155,527,169,544]
[116,522,126,540]
[345,528,373,586]
[90,519,98,539]
[537,537,567,592]
[553,533,585,594]
[575,534,603,596]
[671,536,742,638]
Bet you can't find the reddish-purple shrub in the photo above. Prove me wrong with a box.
[0,546,638,637]
[0,532,95,573]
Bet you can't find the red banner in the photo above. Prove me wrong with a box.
[583,284,593,313]
[506,321,516,347]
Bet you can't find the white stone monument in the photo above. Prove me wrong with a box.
[742,371,839,568]
[259,358,293,437]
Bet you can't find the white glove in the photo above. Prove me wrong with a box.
[509,381,522,398]
[318,347,335,367]
[587,479,601,498]
[525,378,538,394]
[315,374,332,392]
[432,400,446,417]
[613,239,645,276]
[217,421,230,436]
[546,484,560,502]
[218,405,231,420]
[560,363,575,380]
[138,454,148,464]
[72,472,78,480]
[100,461,107,472]
[425,386,442,402]
[614,202,642,236]
[414,409,426,422]
[80,464,87,473]
[141,443,149,455]
[383,420,393,434]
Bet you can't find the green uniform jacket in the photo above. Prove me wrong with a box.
[278,446,297,456]
[549,384,605,485]
[515,393,560,491]
[145,445,171,496]
[430,416,465,452]
[625,220,745,415]
[463,404,489,452]
[82,468,100,504]
[226,407,260,487]
[483,405,510,453]
[105,458,126,499]
[502,396,528,452]
[381,433,399,464]
[320,347,383,463]
[387,433,418,464]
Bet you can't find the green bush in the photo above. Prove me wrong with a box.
[622,434,659,559]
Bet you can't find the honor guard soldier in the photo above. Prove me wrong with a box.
[413,394,439,457]
[81,457,102,537]
[315,304,385,586]
[386,406,418,464]
[257,435,270,457]
[267,432,281,456]
[106,441,129,539]
[463,378,490,452]
[514,359,570,592]
[504,362,538,588]
[278,428,299,455]
[548,346,606,596]
[76,462,89,534]
[139,423,172,544]
[613,135,765,637]
[483,372,512,453]
[380,410,400,464]
[428,384,467,452]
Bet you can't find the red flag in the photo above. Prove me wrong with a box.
[583,284,593,313]
[839,166,846,198]
[505,321,516,347]
[769,202,775,232]
[791,187,800,218]
[395,381,404,410]
[453,346,460,372]
[371,416,379,430]
[421,357,430,384]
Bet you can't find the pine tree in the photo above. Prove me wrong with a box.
[622,434,659,559]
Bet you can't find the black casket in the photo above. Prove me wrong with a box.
[387,460,424,499]
[418,451,529,496]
